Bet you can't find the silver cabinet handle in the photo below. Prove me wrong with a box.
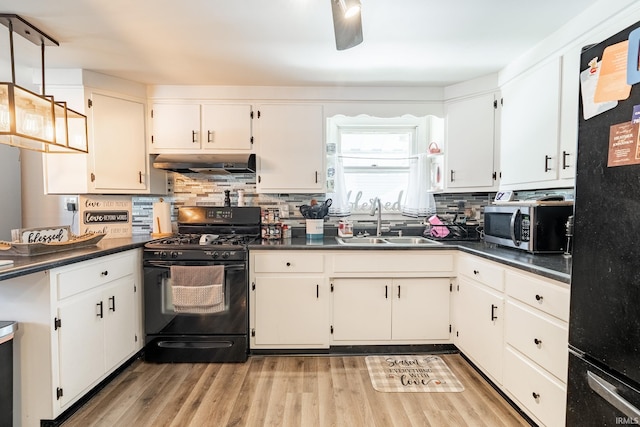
[587,370,640,419]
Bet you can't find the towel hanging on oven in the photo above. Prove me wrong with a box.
[170,265,225,314]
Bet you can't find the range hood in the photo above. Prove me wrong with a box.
[152,153,256,174]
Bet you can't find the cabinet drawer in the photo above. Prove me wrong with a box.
[457,254,504,291]
[505,270,569,321]
[253,253,324,273]
[505,300,568,381]
[55,252,136,300]
[504,346,566,427]
[332,252,454,273]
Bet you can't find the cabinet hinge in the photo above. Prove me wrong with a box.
[250,110,254,119]
[135,334,138,343]
[134,284,137,293]
[500,98,504,106]
[251,282,256,291]
[87,99,93,108]
[456,331,459,337]
[258,175,261,184]
[250,136,254,145]
[54,317,62,330]
[151,135,154,144]
[330,325,334,334]
[151,109,154,119]
[90,172,96,182]
[449,325,452,333]
[257,110,261,119]
[330,283,334,292]
[493,100,497,109]
[56,387,63,400]
[251,328,255,337]
[492,171,497,180]
[449,283,452,292]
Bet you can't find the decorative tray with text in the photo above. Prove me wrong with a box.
[0,232,106,256]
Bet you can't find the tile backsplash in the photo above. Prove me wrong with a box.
[132,172,573,235]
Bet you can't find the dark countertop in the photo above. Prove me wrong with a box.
[0,233,571,284]
[0,235,154,282]
[249,236,572,284]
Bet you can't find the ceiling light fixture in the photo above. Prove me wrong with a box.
[331,0,363,51]
[0,14,88,153]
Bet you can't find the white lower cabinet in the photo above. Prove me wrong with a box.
[503,347,567,427]
[249,250,454,348]
[454,275,504,384]
[454,252,570,427]
[250,251,329,349]
[331,277,451,343]
[56,274,137,407]
[0,249,142,426]
[252,276,329,347]
[503,268,570,427]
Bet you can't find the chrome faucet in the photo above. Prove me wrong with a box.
[370,197,382,236]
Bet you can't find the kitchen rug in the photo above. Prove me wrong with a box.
[365,355,464,393]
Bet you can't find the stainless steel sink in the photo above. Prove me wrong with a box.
[336,237,388,244]
[383,236,440,245]
[335,236,441,246]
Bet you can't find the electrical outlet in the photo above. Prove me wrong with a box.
[65,197,77,212]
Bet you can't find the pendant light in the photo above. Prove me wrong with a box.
[0,14,88,153]
[331,0,363,51]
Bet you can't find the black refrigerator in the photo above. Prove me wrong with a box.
[567,20,640,425]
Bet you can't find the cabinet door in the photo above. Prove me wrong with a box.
[445,93,497,189]
[151,104,201,150]
[559,47,580,181]
[253,276,328,346]
[332,278,391,341]
[500,58,561,187]
[256,104,324,193]
[392,278,450,341]
[201,104,253,151]
[103,276,137,369]
[56,289,105,407]
[90,93,147,191]
[456,276,504,383]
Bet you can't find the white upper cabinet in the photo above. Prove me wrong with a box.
[44,81,166,195]
[445,92,499,191]
[90,93,148,192]
[150,103,254,152]
[499,58,562,188]
[255,104,324,193]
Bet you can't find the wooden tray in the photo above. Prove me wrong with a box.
[0,233,106,256]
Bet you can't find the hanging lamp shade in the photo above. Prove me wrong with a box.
[0,14,88,153]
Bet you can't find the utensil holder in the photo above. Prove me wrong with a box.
[306,219,324,240]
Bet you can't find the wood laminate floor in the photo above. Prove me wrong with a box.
[62,354,530,427]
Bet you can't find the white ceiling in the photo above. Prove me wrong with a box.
[0,0,601,87]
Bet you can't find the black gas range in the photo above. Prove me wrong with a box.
[142,206,261,363]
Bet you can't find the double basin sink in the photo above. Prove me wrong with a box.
[335,236,441,246]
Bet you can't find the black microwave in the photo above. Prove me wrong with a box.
[483,202,574,253]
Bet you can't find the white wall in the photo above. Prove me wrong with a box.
[0,145,21,240]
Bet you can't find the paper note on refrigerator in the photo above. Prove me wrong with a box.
[581,61,618,120]
[594,41,632,103]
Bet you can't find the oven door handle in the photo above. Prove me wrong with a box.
[144,262,246,271]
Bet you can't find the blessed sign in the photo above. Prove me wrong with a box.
[12,226,71,244]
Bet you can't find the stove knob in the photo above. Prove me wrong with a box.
[171,251,178,259]
[212,252,220,259]
[160,251,168,259]
[222,251,231,259]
